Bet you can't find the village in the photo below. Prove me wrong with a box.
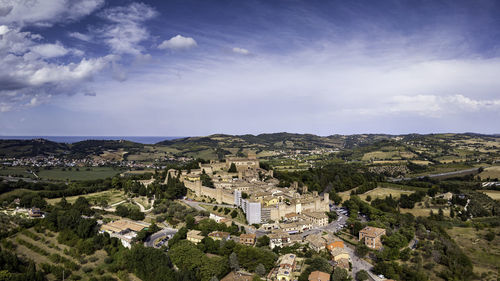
[93,153,390,281]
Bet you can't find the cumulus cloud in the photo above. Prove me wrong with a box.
[0,27,113,110]
[0,25,9,35]
[98,2,158,55]
[0,0,104,27]
[232,47,250,55]
[158,35,197,50]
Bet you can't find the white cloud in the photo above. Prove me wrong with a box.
[232,47,250,55]
[68,32,92,42]
[0,25,9,35]
[0,0,104,27]
[31,42,69,58]
[158,35,197,50]
[0,27,113,110]
[98,2,158,55]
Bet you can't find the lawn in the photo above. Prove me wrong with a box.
[37,167,122,181]
[447,226,500,280]
[362,151,400,161]
[46,189,126,205]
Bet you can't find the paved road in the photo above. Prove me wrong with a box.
[144,228,178,248]
[390,168,479,182]
[344,245,383,281]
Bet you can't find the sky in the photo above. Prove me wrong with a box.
[0,0,500,136]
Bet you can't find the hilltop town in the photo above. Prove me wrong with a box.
[0,133,500,281]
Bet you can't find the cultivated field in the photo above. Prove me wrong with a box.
[37,167,122,181]
[447,226,500,280]
[479,190,500,201]
[479,166,500,180]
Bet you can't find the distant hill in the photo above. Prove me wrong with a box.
[0,139,69,158]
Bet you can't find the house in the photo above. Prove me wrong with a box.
[187,230,204,244]
[221,271,253,281]
[302,211,328,227]
[276,254,296,281]
[239,233,256,246]
[269,230,291,249]
[28,207,43,218]
[359,226,386,249]
[284,212,300,222]
[100,219,150,248]
[335,258,350,270]
[308,271,331,281]
[305,234,328,252]
[330,247,350,262]
[326,241,344,252]
[208,231,230,241]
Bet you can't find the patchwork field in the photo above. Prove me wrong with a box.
[447,226,500,280]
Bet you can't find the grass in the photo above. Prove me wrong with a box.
[447,226,500,280]
[358,187,414,201]
[46,189,126,205]
[37,167,122,181]
[0,166,34,178]
[362,150,400,161]
[199,203,247,224]
[479,190,500,201]
[0,188,35,201]
[479,166,500,180]
[7,228,121,280]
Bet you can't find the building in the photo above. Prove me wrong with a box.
[359,226,386,249]
[330,247,350,262]
[269,230,291,249]
[239,233,256,246]
[276,254,297,281]
[308,271,331,281]
[302,211,328,227]
[326,241,344,252]
[221,271,253,281]
[100,219,150,248]
[187,230,204,244]
[28,207,43,218]
[305,234,328,252]
[208,231,230,241]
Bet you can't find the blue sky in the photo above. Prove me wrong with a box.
[0,0,499,136]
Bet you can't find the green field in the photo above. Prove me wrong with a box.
[0,166,34,178]
[46,189,126,205]
[447,226,500,280]
[37,167,122,181]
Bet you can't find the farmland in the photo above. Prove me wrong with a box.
[46,189,127,205]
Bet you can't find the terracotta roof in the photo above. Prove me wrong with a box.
[308,271,331,281]
[239,233,256,239]
[359,226,385,237]
[101,219,148,233]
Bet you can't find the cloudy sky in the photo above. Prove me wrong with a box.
[0,0,499,136]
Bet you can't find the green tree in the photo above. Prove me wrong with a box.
[228,163,237,173]
[356,270,369,281]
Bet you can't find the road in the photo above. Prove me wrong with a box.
[133,198,155,213]
[390,167,479,182]
[344,245,383,281]
[144,227,178,248]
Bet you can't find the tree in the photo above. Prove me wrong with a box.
[229,252,240,271]
[255,264,266,276]
[332,267,351,281]
[355,244,369,258]
[228,163,237,173]
[256,235,270,247]
[231,210,238,218]
[356,270,369,281]
[186,215,195,229]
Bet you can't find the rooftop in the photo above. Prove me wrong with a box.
[359,226,386,237]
